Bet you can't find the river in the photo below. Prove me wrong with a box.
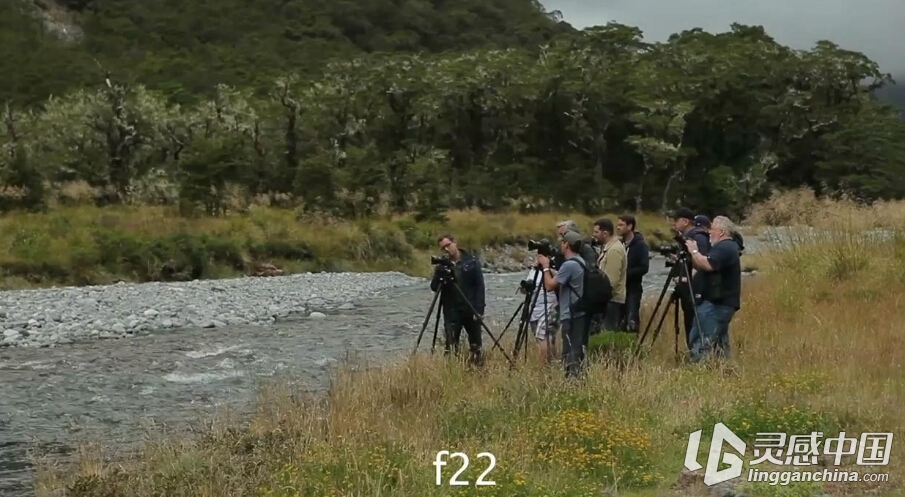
[0,259,681,496]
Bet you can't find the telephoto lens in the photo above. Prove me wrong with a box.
[430,255,450,265]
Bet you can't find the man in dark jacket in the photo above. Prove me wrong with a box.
[430,234,486,364]
[670,208,711,349]
[616,214,649,333]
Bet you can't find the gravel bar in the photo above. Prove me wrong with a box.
[0,272,422,348]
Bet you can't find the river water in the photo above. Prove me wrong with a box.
[0,262,679,496]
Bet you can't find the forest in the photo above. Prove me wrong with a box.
[3,0,905,219]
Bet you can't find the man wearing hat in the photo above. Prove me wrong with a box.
[536,230,590,378]
[670,208,711,349]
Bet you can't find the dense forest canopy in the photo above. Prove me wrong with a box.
[1,0,571,105]
[2,0,905,219]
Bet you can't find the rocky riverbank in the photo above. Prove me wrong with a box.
[0,272,421,349]
[0,230,771,349]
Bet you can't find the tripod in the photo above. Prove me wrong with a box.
[498,267,551,364]
[411,270,515,367]
[633,252,702,362]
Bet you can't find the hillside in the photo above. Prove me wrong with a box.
[1,0,571,105]
[3,2,905,222]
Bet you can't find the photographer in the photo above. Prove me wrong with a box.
[557,220,599,267]
[557,220,600,335]
[684,216,742,363]
[670,208,711,348]
[617,214,649,333]
[536,230,589,379]
[430,234,486,365]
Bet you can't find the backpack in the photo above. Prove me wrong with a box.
[567,257,613,315]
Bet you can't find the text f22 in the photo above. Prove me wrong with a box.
[434,450,497,486]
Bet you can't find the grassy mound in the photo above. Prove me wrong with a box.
[0,206,667,288]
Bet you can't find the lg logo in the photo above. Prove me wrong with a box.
[685,422,747,486]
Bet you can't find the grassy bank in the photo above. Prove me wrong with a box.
[0,206,668,289]
[35,205,905,496]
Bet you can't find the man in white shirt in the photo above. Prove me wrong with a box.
[522,267,559,365]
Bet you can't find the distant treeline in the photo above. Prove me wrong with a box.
[2,0,905,218]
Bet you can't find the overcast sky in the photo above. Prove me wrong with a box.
[541,0,903,76]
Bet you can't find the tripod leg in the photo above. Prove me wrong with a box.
[512,271,542,360]
[413,287,442,356]
[513,288,537,360]
[513,317,524,359]
[634,264,679,357]
[524,280,544,363]
[449,281,515,366]
[498,301,524,343]
[673,296,680,363]
[649,296,673,348]
[679,260,705,358]
[511,319,526,370]
[512,292,537,362]
[431,300,443,355]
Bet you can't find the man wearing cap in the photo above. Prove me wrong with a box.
[670,208,711,349]
[536,230,589,378]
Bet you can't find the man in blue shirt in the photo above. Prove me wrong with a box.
[536,230,588,378]
[684,216,742,362]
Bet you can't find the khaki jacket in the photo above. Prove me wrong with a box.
[597,238,627,304]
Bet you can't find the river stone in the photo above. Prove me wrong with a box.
[0,271,421,347]
[309,312,326,319]
[337,303,355,310]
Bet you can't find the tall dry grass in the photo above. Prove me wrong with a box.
[0,204,667,289]
[745,188,905,231]
[34,200,905,496]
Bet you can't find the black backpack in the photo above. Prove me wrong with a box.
[567,258,613,315]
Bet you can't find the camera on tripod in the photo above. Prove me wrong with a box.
[527,239,563,270]
[431,254,453,266]
[658,233,690,267]
[431,254,455,278]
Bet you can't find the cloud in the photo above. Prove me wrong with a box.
[541,0,903,76]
